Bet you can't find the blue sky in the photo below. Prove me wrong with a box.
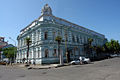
[0,0,120,45]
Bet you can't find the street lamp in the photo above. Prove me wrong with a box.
[9,37,16,63]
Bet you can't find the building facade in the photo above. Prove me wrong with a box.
[0,37,8,60]
[16,4,106,64]
[0,37,8,48]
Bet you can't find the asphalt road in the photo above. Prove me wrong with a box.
[0,57,120,80]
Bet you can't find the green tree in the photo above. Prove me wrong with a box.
[88,38,93,46]
[84,38,93,57]
[94,46,105,57]
[105,39,120,54]
[0,48,2,52]
[3,47,17,62]
[25,37,32,64]
[55,36,63,65]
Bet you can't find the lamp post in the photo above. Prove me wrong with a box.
[9,37,16,63]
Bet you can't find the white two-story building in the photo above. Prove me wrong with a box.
[16,4,107,64]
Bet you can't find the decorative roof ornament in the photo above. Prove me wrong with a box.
[41,4,52,15]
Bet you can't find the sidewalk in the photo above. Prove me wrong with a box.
[13,63,70,69]
[28,64,59,69]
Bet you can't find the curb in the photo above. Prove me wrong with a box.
[27,64,71,70]
[27,67,51,70]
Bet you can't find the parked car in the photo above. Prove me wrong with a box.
[0,61,6,65]
[70,56,90,65]
[110,54,118,58]
[3,58,9,62]
[79,56,90,64]
[117,54,120,57]
[70,59,80,65]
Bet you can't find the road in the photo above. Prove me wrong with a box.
[0,57,120,80]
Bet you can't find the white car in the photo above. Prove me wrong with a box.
[79,56,90,64]
[70,57,90,65]
[70,60,80,65]
[110,54,118,57]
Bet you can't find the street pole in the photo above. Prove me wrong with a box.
[64,26,70,63]
[65,29,68,63]
[9,37,16,63]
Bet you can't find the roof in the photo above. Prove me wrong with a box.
[2,44,15,49]
[19,4,105,38]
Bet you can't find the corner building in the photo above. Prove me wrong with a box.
[16,4,106,64]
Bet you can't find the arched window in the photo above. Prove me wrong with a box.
[38,48,40,58]
[34,32,36,42]
[80,36,82,44]
[44,32,48,40]
[77,36,79,43]
[45,49,49,58]
[53,49,57,57]
[84,37,86,43]
[53,32,56,40]
[37,30,40,41]
[64,33,68,41]
[72,35,75,42]
[34,49,36,58]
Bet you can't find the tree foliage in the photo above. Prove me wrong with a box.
[84,38,120,59]
[3,47,17,59]
[105,39,120,54]
[55,36,63,65]
[84,38,94,57]
[88,38,93,46]
[25,37,32,46]
[0,48,2,51]
[25,37,32,64]
[55,36,62,44]
[93,46,105,55]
